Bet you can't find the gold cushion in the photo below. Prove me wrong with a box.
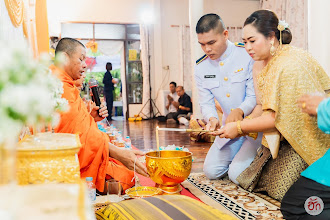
[95,195,236,220]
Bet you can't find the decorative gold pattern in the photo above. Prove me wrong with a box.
[254,143,308,201]
[17,133,81,185]
[236,145,272,192]
[257,45,330,165]
[4,0,24,27]
[146,151,192,193]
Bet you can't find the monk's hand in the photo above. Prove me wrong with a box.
[205,117,220,136]
[213,122,239,139]
[109,144,148,177]
[90,102,108,122]
[98,102,109,118]
[298,94,325,116]
[225,108,244,124]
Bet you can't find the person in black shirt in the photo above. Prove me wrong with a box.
[167,86,192,125]
[103,62,117,121]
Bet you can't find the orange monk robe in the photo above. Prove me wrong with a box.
[50,65,134,191]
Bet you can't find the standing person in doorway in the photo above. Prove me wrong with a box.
[103,62,117,121]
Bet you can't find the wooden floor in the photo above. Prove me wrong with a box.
[111,118,212,173]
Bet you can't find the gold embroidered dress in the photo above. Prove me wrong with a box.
[258,45,330,165]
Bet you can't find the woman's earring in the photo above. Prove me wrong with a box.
[270,41,276,56]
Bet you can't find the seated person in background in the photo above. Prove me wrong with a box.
[167,86,192,126]
[51,38,148,193]
[281,95,330,219]
[165,81,179,123]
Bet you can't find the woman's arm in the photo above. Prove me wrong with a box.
[215,112,276,139]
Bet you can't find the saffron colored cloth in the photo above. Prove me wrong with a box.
[51,65,134,191]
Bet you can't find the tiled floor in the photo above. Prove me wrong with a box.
[110,118,212,173]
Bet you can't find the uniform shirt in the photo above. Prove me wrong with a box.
[178,93,192,115]
[167,92,179,113]
[103,71,114,91]
[194,40,256,125]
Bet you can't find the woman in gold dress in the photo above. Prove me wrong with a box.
[215,10,330,201]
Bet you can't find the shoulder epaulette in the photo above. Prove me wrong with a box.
[234,42,245,48]
[196,54,208,65]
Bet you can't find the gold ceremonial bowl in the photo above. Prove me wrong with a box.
[17,133,81,185]
[145,150,192,194]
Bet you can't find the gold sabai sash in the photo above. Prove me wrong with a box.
[257,45,330,165]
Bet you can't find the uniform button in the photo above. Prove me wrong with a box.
[224,77,228,81]
[220,62,224,66]
[226,93,230,98]
[231,108,234,111]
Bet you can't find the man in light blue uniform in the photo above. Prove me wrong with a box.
[194,13,262,183]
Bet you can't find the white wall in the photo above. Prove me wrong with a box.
[308,0,330,75]
[204,0,260,27]
[153,0,190,114]
[47,0,153,36]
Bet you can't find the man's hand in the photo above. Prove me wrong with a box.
[167,94,173,102]
[90,102,108,122]
[109,144,148,177]
[225,108,244,124]
[206,117,220,132]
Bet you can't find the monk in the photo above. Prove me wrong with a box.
[51,38,148,192]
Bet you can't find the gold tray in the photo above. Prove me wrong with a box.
[125,186,162,198]
[17,133,81,185]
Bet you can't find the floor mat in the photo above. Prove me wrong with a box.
[182,173,283,220]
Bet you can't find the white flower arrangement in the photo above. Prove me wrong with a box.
[0,39,68,143]
[278,20,289,31]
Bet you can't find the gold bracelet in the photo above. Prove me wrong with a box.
[237,120,243,135]
[245,116,252,119]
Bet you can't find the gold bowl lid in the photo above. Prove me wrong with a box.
[18,133,81,151]
[125,186,162,198]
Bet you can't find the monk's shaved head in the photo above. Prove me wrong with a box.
[55,38,85,58]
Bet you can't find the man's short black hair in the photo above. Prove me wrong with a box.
[169,81,177,87]
[55,38,85,57]
[196,13,226,34]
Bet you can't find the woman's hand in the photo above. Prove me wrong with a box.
[298,94,326,116]
[213,122,239,139]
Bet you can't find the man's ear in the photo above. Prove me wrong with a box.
[55,51,69,66]
[223,29,229,40]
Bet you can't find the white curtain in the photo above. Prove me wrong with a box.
[227,27,243,43]
[0,0,26,43]
[140,24,151,119]
[261,0,308,49]
[182,26,192,92]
